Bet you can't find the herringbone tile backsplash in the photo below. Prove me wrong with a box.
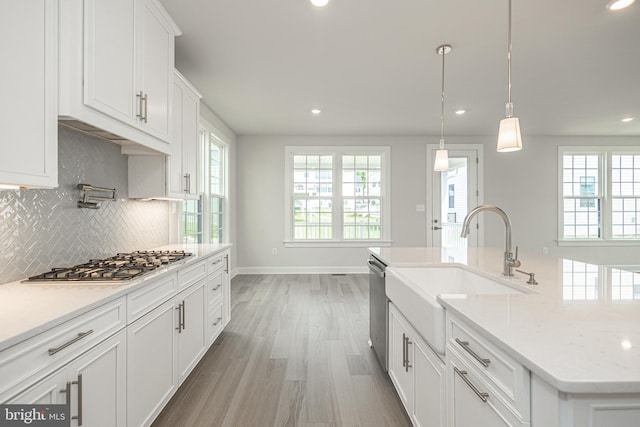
[0,126,169,284]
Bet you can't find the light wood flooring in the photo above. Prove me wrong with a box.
[151,274,411,427]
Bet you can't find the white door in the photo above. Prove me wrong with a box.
[427,145,483,248]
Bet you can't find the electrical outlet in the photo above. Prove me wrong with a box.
[542,247,549,255]
[272,248,278,255]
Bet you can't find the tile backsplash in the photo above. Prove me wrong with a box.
[0,126,169,284]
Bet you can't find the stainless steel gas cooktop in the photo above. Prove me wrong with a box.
[27,250,192,282]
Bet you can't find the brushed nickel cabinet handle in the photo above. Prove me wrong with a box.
[143,92,148,123]
[184,174,189,193]
[176,304,182,332]
[48,330,94,355]
[405,336,412,372]
[455,338,490,367]
[212,317,222,327]
[181,301,186,331]
[136,91,144,121]
[72,374,83,425]
[212,284,222,291]
[402,333,407,368]
[224,255,229,273]
[454,367,489,402]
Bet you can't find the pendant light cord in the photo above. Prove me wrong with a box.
[507,0,513,117]
[440,46,446,149]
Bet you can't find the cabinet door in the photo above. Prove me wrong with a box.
[84,0,136,125]
[388,305,413,413]
[168,79,185,196]
[67,331,127,427]
[138,0,174,142]
[413,337,445,427]
[127,299,177,427]
[177,280,206,383]
[0,0,57,188]
[181,82,200,197]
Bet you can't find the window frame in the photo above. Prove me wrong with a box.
[558,146,640,246]
[284,145,391,247]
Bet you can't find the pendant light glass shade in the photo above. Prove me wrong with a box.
[434,148,449,171]
[497,0,523,153]
[434,44,451,172]
[497,116,523,152]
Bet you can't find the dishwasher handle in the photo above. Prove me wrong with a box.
[368,259,386,278]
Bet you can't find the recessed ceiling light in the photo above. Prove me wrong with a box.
[311,109,322,115]
[455,109,466,115]
[311,0,329,7]
[621,117,634,122]
[622,339,632,350]
[606,0,635,10]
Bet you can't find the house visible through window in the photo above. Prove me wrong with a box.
[285,146,390,246]
[559,147,640,242]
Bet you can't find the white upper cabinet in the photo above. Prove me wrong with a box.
[128,70,201,199]
[59,0,181,155]
[0,0,58,188]
[168,70,201,198]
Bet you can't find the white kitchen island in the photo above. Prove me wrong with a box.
[371,246,640,427]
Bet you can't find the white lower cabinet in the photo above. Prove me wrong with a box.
[127,298,177,427]
[8,330,127,427]
[176,279,207,382]
[388,303,445,427]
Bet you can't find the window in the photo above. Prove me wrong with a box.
[285,146,390,246]
[181,120,227,244]
[559,147,640,243]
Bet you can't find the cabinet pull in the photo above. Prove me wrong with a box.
[455,338,491,367]
[405,336,412,372]
[136,91,144,121]
[142,92,148,123]
[181,301,186,331]
[224,254,229,273]
[212,284,222,291]
[454,367,489,402]
[402,333,407,368]
[212,317,222,327]
[175,303,183,333]
[48,330,94,355]
[72,374,83,426]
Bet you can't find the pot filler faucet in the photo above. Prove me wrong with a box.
[460,205,521,277]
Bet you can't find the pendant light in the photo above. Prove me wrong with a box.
[434,44,451,172]
[496,0,523,152]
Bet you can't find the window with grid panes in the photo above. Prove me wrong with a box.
[559,147,640,242]
[209,139,224,243]
[285,146,390,246]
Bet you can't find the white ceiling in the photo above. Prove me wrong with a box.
[158,0,640,137]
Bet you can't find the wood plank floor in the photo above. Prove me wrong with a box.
[152,274,411,427]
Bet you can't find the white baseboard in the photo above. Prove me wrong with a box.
[235,266,369,275]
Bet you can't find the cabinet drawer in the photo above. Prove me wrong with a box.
[0,297,126,398]
[447,314,530,420]
[178,260,207,291]
[208,253,225,274]
[208,304,224,344]
[448,350,529,427]
[127,273,177,323]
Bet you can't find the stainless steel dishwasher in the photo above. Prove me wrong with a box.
[368,254,388,371]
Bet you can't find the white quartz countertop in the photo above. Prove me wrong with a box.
[0,243,231,352]
[371,246,640,394]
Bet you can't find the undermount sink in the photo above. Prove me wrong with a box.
[385,266,531,355]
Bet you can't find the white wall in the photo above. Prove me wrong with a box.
[236,134,640,271]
